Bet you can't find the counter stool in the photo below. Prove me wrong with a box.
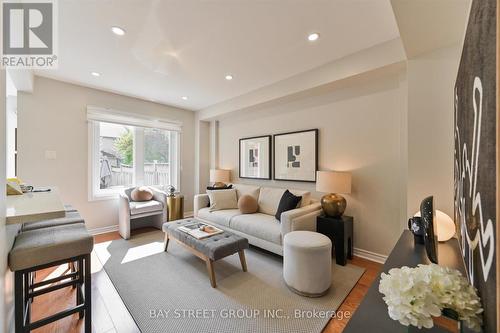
[9,223,94,333]
[21,207,85,294]
[283,231,332,297]
[21,206,83,232]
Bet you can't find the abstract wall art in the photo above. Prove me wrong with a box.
[454,0,499,331]
[239,135,271,179]
[273,129,318,182]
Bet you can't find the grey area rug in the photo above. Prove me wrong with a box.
[95,230,364,333]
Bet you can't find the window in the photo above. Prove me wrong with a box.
[88,107,181,200]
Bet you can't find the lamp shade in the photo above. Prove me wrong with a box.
[316,171,351,194]
[210,169,231,183]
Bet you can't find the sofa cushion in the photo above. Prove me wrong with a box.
[129,200,163,215]
[258,187,286,216]
[230,213,282,245]
[275,190,302,221]
[197,208,241,227]
[207,189,238,211]
[233,184,260,200]
[289,189,311,208]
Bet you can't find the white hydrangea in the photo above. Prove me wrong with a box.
[379,264,483,331]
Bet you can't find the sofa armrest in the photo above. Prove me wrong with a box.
[151,187,168,205]
[118,193,132,239]
[280,202,322,236]
[194,194,209,217]
[151,187,168,219]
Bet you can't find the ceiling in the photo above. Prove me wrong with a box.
[391,0,470,59]
[34,0,400,111]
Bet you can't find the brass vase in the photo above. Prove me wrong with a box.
[321,193,346,217]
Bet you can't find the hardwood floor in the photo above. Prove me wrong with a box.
[31,228,381,333]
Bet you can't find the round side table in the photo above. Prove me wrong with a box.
[167,194,184,221]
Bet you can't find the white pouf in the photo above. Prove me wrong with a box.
[283,231,332,297]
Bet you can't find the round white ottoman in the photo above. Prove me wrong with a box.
[283,231,332,297]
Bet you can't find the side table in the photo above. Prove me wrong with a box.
[166,194,184,221]
[317,215,353,266]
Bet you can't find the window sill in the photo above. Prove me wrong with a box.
[88,191,121,202]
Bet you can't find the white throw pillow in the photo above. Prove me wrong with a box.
[207,189,238,212]
[258,187,286,216]
[233,183,260,200]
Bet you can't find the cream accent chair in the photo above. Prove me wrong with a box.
[118,187,168,239]
[194,184,323,256]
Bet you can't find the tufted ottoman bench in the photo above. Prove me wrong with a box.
[163,218,249,287]
[283,231,332,297]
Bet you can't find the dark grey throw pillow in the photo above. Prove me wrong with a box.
[275,190,302,222]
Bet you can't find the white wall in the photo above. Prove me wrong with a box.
[17,76,196,231]
[6,96,17,178]
[217,73,405,256]
[1,70,17,333]
[406,44,461,218]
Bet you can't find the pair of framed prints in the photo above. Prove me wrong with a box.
[239,129,318,182]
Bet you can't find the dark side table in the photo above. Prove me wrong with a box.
[317,215,353,266]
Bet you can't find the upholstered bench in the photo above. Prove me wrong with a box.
[163,218,249,287]
[283,231,332,297]
[9,223,94,332]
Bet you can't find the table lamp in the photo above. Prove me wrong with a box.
[413,210,455,242]
[210,169,231,188]
[316,171,352,217]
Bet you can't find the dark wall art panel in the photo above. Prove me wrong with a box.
[454,0,498,332]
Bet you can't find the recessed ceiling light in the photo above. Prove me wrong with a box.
[111,26,126,36]
[181,96,188,100]
[308,32,320,42]
[91,72,101,77]
[225,74,233,81]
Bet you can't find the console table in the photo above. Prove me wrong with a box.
[344,230,468,333]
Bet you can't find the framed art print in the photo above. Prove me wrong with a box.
[454,0,499,331]
[273,129,318,182]
[239,135,271,179]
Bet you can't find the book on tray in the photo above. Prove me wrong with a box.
[178,221,224,239]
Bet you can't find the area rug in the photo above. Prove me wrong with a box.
[94,230,364,333]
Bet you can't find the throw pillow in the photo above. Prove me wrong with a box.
[206,184,233,191]
[131,186,154,202]
[275,190,302,222]
[238,194,258,214]
[205,184,233,206]
[207,189,238,212]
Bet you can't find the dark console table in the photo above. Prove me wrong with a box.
[344,230,468,333]
[316,215,353,266]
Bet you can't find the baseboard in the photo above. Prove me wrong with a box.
[184,211,194,218]
[89,225,119,235]
[353,247,387,264]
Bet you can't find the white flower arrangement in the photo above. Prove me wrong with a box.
[379,264,483,331]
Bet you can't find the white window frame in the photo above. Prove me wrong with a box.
[87,106,182,201]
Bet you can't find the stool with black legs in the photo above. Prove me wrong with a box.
[8,223,94,333]
[20,205,85,298]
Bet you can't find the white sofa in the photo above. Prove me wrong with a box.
[194,184,323,255]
